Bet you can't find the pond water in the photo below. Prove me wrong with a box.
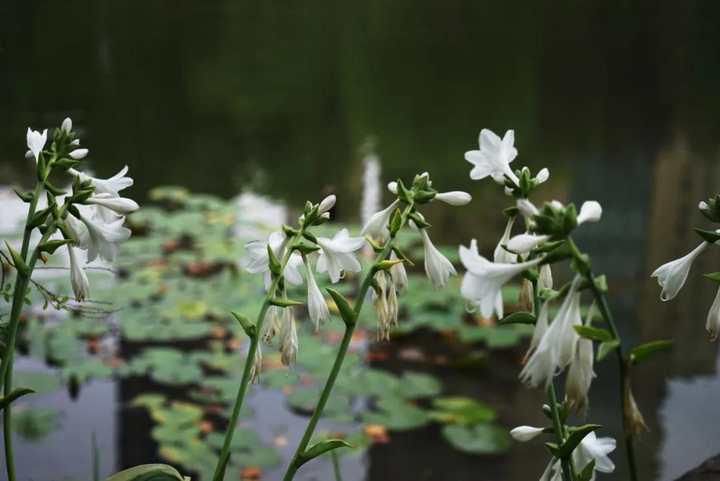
[2,1,720,480]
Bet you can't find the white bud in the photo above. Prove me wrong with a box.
[387,181,398,194]
[70,139,80,146]
[434,191,472,206]
[510,425,544,442]
[535,167,550,184]
[318,194,336,214]
[577,201,602,224]
[69,148,89,160]
[61,117,73,133]
[516,199,539,218]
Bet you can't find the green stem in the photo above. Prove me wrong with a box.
[547,383,574,481]
[330,450,343,481]
[282,206,411,481]
[211,236,299,481]
[567,238,639,481]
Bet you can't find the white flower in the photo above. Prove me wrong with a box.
[306,263,329,329]
[507,233,550,254]
[373,271,399,340]
[576,201,602,224]
[389,251,408,291]
[460,239,541,319]
[706,286,720,341]
[68,245,89,301]
[280,307,298,366]
[361,200,400,239]
[387,181,398,194]
[70,139,80,146]
[573,432,616,477]
[26,128,48,162]
[517,198,539,219]
[493,217,517,264]
[651,242,708,301]
[566,336,596,413]
[86,193,139,216]
[434,191,472,206]
[316,228,365,283]
[61,117,73,133]
[520,277,582,388]
[261,306,283,343]
[69,148,89,160]
[318,194,336,214]
[524,301,549,363]
[419,228,456,288]
[243,231,303,290]
[539,264,553,290]
[76,212,132,262]
[510,425,544,442]
[68,165,134,197]
[464,129,519,185]
[535,167,550,184]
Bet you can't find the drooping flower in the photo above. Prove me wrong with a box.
[464,129,519,185]
[373,271,399,340]
[316,228,365,283]
[306,263,329,330]
[68,166,134,197]
[361,199,400,239]
[493,217,517,264]
[68,245,90,301]
[517,198,540,219]
[434,191,472,206]
[260,306,283,343]
[572,432,616,478]
[519,278,534,312]
[706,286,720,341]
[389,251,408,292]
[243,231,303,290]
[73,212,132,263]
[86,193,140,216]
[460,239,542,319]
[280,307,298,366]
[565,336,596,414]
[651,242,708,301]
[510,425,544,442]
[538,264,553,290]
[419,228,456,288]
[520,277,583,388]
[523,301,549,363]
[26,128,48,162]
[250,343,263,383]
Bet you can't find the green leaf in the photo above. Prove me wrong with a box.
[429,396,496,425]
[498,311,536,325]
[547,424,601,459]
[28,208,51,229]
[105,464,187,481]
[269,298,304,308]
[298,439,352,467]
[0,388,35,411]
[573,325,613,342]
[326,287,356,327]
[38,239,72,255]
[695,228,720,244]
[441,424,511,454]
[704,272,720,283]
[5,242,28,275]
[231,311,256,338]
[593,275,608,293]
[597,339,620,361]
[629,340,673,365]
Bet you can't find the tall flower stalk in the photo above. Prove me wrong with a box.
[2,119,137,481]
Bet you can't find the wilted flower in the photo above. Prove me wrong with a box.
[459,239,541,319]
[464,129,519,185]
[373,271,399,340]
[510,425,544,442]
[361,199,400,239]
[623,382,648,436]
[565,336,596,414]
[67,245,89,301]
[651,242,708,301]
[261,306,283,343]
[389,251,408,291]
[243,231,304,290]
[316,228,365,283]
[280,307,298,366]
[706,286,720,341]
[26,128,48,162]
[519,279,534,312]
[419,228,456,288]
[306,263,329,330]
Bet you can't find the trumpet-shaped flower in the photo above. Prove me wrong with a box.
[316,228,365,283]
[493,217,517,264]
[460,239,542,319]
[652,241,708,301]
[361,200,400,239]
[520,277,582,388]
[76,212,132,262]
[566,336,596,413]
[434,191,472,206]
[86,193,140,216]
[306,263,329,329]
[261,306,283,343]
[68,245,90,301]
[510,425,544,442]
[69,166,134,197]
[243,231,303,290]
[573,432,616,477]
[706,286,720,341]
[523,301,549,363]
[26,128,48,162]
[419,228,456,288]
[464,129,519,185]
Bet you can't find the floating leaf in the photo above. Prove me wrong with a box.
[441,424,510,454]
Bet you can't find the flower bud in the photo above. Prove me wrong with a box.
[510,425,544,442]
[534,167,550,184]
[70,139,80,146]
[69,148,89,160]
[318,194,336,214]
[623,384,648,436]
[387,181,398,194]
[61,117,73,133]
[434,191,472,206]
[517,198,539,219]
[538,264,553,290]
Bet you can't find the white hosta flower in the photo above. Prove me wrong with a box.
[577,200,602,224]
[706,286,720,341]
[361,200,400,239]
[520,277,582,388]
[61,117,73,133]
[493,217,517,264]
[535,167,550,184]
[316,228,365,283]
[318,194,336,214]
[538,264,553,290]
[566,336,596,413]
[389,251,408,291]
[68,245,90,302]
[460,239,541,319]
[573,432,616,477]
[243,231,303,290]
[507,233,550,254]
[261,306,283,343]
[373,271,399,340]
[69,148,89,160]
[86,193,139,216]
[434,191,472,206]
[517,198,539,219]
[651,242,708,301]
[280,308,299,366]
[76,213,132,262]
[510,425,544,442]
[68,166,134,197]
[26,128,48,162]
[306,264,329,329]
[524,301,549,363]
[419,228,456,288]
[250,343,263,383]
[70,139,80,146]
[464,128,519,185]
